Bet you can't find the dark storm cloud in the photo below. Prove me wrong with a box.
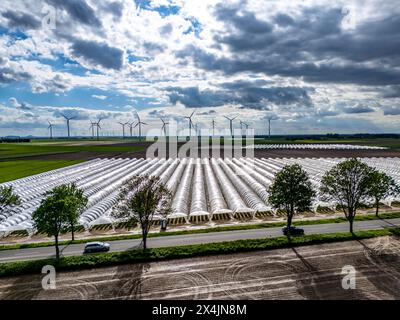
[198,110,217,115]
[273,14,295,27]
[167,87,227,108]
[176,4,400,86]
[143,41,165,54]
[166,80,314,109]
[342,104,375,114]
[380,86,400,98]
[383,106,400,116]
[214,3,273,34]
[177,46,400,86]
[315,108,340,117]
[0,66,32,84]
[70,39,124,70]
[107,2,124,18]
[47,0,102,28]
[1,10,41,30]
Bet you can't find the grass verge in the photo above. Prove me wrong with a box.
[0,228,399,278]
[1,211,400,251]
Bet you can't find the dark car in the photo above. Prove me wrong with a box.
[84,242,110,253]
[282,226,304,236]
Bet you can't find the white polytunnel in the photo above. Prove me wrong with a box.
[1,157,399,237]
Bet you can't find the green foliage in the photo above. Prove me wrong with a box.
[61,184,88,240]
[320,158,374,232]
[367,169,400,216]
[32,183,87,259]
[1,228,398,278]
[112,175,172,249]
[0,186,21,211]
[268,164,315,229]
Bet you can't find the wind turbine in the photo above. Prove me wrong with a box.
[61,113,76,138]
[211,119,216,136]
[118,121,129,139]
[160,117,169,136]
[89,121,96,138]
[47,121,54,139]
[95,118,103,140]
[128,121,135,138]
[266,115,277,138]
[184,110,195,136]
[194,123,199,136]
[134,114,147,141]
[224,116,237,137]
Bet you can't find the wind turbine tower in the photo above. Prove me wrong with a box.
[134,114,148,141]
[160,117,169,136]
[95,118,103,140]
[211,119,216,137]
[47,121,54,139]
[224,116,237,137]
[118,122,128,139]
[61,114,76,138]
[184,111,195,136]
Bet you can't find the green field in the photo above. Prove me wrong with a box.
[0,140,146,183]
[0,142,144,160]
[0,160,84,183]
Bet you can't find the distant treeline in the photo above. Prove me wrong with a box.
[0,137,31,143]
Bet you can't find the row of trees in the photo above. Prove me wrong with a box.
[268,158,400,234]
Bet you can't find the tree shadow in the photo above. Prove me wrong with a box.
[290,246,370,300]
[355,238,400,299]
[0,273,43,300]
[94,261,151,299]
[377,217,399,228]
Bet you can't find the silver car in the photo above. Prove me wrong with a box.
[84,241,110,253]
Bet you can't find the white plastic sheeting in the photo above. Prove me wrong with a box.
[246,144,387,150]
[1,157,400,236]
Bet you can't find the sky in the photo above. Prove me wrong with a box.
[0,0,399,137]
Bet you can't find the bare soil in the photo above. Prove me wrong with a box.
[1,236,399,300]
[13,142,400,161]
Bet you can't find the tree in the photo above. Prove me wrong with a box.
[32,184,87,260]
[62,184,88,241]
[112,175,172,250]
[0,186,21,213]
[367,169,400,217]
[320,158,373,233]
[268,164,315,234]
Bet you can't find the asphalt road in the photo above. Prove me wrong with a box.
[1,218,399,263]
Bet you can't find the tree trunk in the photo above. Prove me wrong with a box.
[287,212,293,229]
[349,219,354,234]
[286,206,294,238]
[375,199,379,217]
[143,235,147,250]
[71,222,75,241]
[55,234,60,261]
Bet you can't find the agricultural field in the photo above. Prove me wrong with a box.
[0,140,145,160]
[1,156,399,239]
